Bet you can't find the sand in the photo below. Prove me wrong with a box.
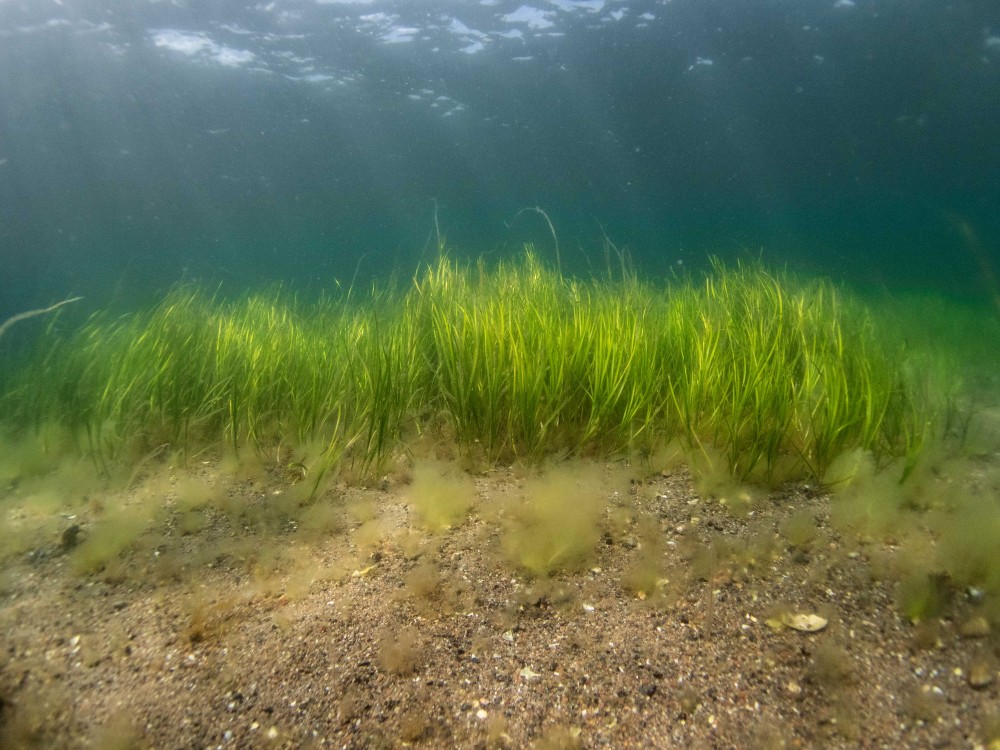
[1,456,998,749]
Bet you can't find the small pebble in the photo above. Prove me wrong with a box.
[967,662,995,690]
[958,616,991,639]
[60,525,82,551]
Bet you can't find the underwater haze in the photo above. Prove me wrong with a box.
[1,0,999,317]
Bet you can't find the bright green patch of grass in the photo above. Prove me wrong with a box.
[0,250,944,487]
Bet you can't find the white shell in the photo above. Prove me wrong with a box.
[782,613,828,632]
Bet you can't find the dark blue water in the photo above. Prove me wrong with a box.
[2,0,999,319]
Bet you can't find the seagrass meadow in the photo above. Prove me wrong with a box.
[5,251,1000,749]
[0,251,941,488]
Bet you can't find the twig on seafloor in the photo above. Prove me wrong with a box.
[0,297,83,343]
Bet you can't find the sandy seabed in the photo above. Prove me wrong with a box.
[1,452,999,750]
